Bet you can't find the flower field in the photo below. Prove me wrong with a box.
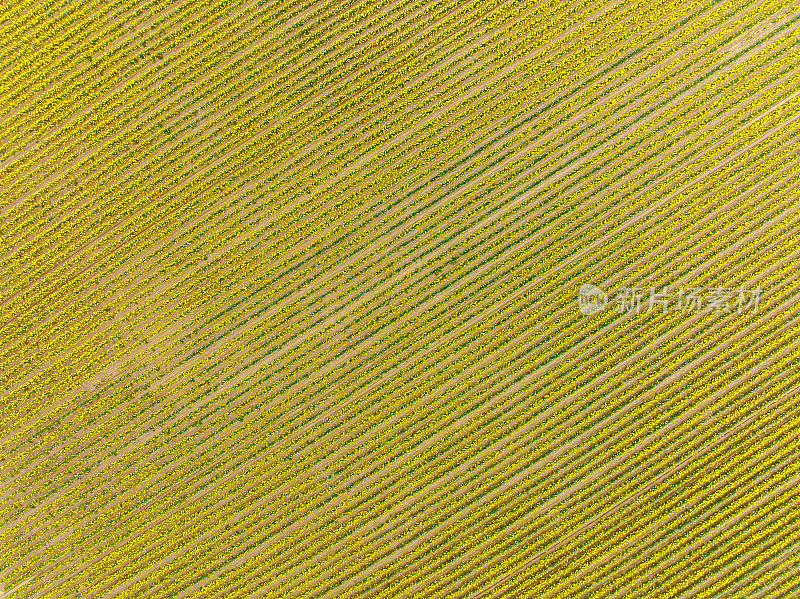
[0,0,799,597]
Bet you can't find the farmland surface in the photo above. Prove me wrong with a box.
[1,0,800,597]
